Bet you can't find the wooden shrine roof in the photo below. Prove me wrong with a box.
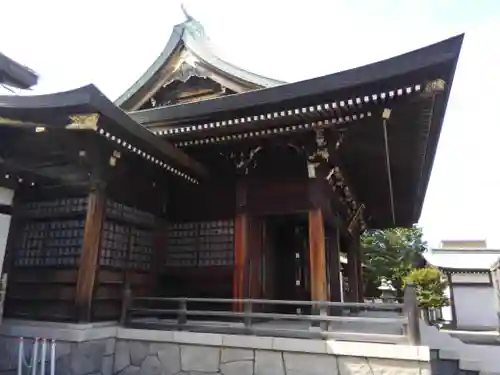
[115,6,285,112]
[0,85,207,185]
[131,34,463,126]
[0,53,38,90]
[129,34,464,228]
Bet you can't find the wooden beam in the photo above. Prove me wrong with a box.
[308,208,328,302]
[74,182,106,322]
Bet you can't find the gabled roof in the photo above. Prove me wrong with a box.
[128,34,464,228]
[115,6,285,111]
[0,85,207,181]
[130,34,463,127]
[0,53,38,90]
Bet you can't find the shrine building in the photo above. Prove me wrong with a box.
[0,10,463,322]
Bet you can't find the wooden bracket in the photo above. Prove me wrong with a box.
[224,146,263,176]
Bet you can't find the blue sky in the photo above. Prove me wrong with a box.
[2,0,500,248]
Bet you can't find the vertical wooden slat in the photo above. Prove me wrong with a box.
[308,208,327,302]
[75,183,106,322]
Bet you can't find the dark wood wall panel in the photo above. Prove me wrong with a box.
[161,266,233,298]
[247,179,309,216]
[168,183,235,222]
[5,269,78,321]
[4,189,88,321]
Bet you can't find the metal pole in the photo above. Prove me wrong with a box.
[404,282,421,345]
[40,339,47,375]
[30,339,38,375]
[382,119,396,225]
[50,340,56,375]
[17,338,24,375]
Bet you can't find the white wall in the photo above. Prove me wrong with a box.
[453,285,497,330]
[0,187,14,274]
[0,215,11,274]
[0,188,14,206]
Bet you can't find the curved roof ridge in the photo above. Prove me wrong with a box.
[115,7,285,110]
[182,24,286,87]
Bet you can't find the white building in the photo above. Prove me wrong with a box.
[423,240,500,331]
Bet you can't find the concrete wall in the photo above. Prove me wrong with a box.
[453,285,497,330]
[0,320,431,375]
[421,321,500,374]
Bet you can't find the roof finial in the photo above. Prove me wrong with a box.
[181,3,194,21]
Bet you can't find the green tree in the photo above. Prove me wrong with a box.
[361,226,427,297]
[404,267,449,309]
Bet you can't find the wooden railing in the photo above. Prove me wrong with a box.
[120,283,421,345]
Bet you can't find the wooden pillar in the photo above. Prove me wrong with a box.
[355,243,364,302]
[247,217,263,302]
[75,182,106,322]
[327,228,342,302]
[233,214,248,311]
[346,236,363,302]
[233,181,248,311]
[308,208,328,302]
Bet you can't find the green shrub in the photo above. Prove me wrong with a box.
[404,267,449,309]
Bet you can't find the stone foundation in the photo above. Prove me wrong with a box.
[114,340,429,375]
[0,320,433,375]
[0,335,115,375]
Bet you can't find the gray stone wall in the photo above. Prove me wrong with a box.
[114,339,429,375]
[430,350,479,375]
[2,334,478,375]
[0,335,115,375]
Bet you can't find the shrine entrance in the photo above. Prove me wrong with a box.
[261,214,309,313]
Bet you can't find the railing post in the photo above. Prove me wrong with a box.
[243,299,252,331]
[404,282,421,345]
[0,274,7,325]
[178,298,187,326]
[119,282,132,326]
